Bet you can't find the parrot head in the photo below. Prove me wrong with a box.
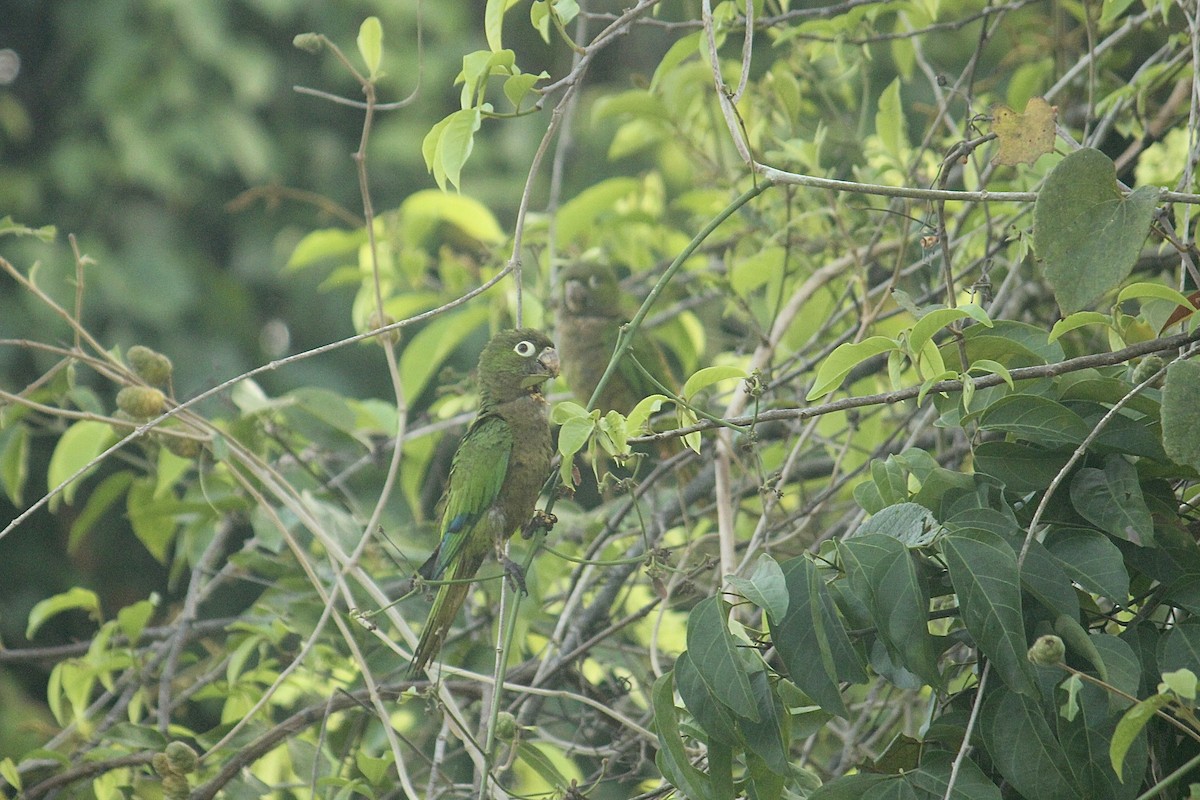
[561,261,621,318]
[478,328,559,402]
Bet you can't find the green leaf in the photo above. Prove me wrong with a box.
[681,365,746,400]
[875,78,909,160]
[116,597,156,644]
[514,742,571,791]
[908,305,992,356]
[1109,693,1168,781]
[126,479,181,563]
[0,422,30,506]
[398,307,489,404]
[398,189,505,249]
[851,502,941,547]
[838,535,940,687]
[1049,311,1113,342]
[675,650,743,748]
[978,393,1091,447]
[738,667,790,775]
[47,420,115,510]
[909,750,1001,800]
[652,673,715,800]
[356,17,383,78]
[286,227,366,271]
[27,587,102,639]
[503,71,545,110]
[1032,148,1161,313]
[686,597,759,722]
[1162,360,1200,471]
[0,757,21,791]
[1043,528,1129,601]
[770,557,861,717]
[725,554,788,625]
[435,108,483,191]
[1160,668,1197,701]
[355,750,391,785]
[0,215,56,241]
[1116,281,1196,309]
[626,393,668,433]
[980,688,1078,800]
[973,440,1071,493]
[807,337,897,400]
[553,177,640,246]
[941,530,1037,695]
[484,0,506,51]
[966,358,1014,390]
[651,31,703,91]
[1069,455,1153,545]
[1160,620,1200,675]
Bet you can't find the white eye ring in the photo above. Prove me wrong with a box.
[513,340,537,357]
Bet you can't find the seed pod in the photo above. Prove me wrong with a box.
[116,386,166,419]
[127,345,173,386]
[162,434,203,459]
[1131,355,1165,388]
[493,711,518,742]
[161,772,189,800]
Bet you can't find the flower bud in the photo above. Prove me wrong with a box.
[116,386,166,419]
[1027,634,1065,666]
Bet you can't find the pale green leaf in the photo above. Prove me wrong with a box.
[681,365,746,400]
[47,420,114,510]
[27,587,102,639]
[1049,311,1112,342]
[356,17,383,78]
[807,336,898,400]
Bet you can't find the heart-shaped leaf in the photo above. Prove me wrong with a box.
[1033,148,1160,313]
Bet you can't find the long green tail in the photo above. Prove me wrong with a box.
[408,553,484,677]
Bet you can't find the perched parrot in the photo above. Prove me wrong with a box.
[556,261,674,414]
[408,328,559,676]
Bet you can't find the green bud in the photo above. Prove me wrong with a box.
[293,33,323,53]
[151,752,172,777]
[161,772,189,800]
[116,386,166,419]
[1131,355,1166,388]
[164,741,199,774]
[127,345,173,386]
[1027,634,1065,666]
[493,711,518,742]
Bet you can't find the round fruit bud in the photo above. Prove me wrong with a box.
[367,312,401,346]
[163,434,202,459]
[1131,355,1166,388]
[1027,634,1065,666]
[165,741,199,773]
[493,711,518,742]
[117,386,166,419]
[151,752,172,777]
[161,772,189,800]
[127,345,173,386]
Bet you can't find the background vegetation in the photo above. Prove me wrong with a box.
[3,0,1200,798]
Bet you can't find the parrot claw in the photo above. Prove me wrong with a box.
[500,557,529,596]
[522,509,558,539]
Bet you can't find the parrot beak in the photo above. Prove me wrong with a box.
[563,280,586,314]
[538,346,560,378]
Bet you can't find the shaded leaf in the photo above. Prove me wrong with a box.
[1069,455,1153,545]
[1162,360,1200,471]
[980,687,1078,800]
[686,597,758,722]
[941,530,1037,695]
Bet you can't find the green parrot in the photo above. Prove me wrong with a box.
[408,328,559,676]
[557,261,674,414]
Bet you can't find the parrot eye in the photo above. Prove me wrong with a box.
[513,340,537,357]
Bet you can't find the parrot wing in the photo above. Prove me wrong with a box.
[427,412,512,578]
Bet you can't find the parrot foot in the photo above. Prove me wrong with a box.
[500,556,529,596]
[522,509,558,539]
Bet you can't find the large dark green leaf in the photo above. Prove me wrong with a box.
[980,687,1078,800]
[941,530,1037,695]
[675,651,742,748]
[908,750,1002,800]
[686,597,759,722]
[652,673,715,800]
[973,441,1071,493]
[978,394,1090,447]
[1159,620,1200,675]
[1033,147,1160,313]
[726,554,789,625]
[1044,527,1130,601]
[771,557,861,717]
[1162,360,1200,471]
[851,502,942,547]
[1068,455,1153,545]
[838,535,941,688]
[738,666,790,775]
